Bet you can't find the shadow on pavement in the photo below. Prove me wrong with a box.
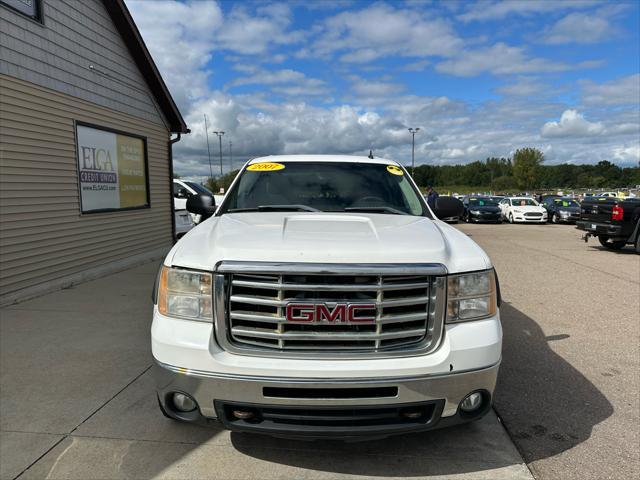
[587,245,637,255]
[230,417,523,477]
[494,303,613,463]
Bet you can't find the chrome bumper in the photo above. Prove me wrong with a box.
[154,360,499,423]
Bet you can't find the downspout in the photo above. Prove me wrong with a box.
[168,132,183,244]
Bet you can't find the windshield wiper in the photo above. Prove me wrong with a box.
[228,204,320,213]
[343,206,408,215]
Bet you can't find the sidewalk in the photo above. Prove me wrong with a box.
[0,262,532,480]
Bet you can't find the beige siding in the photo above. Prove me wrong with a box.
[0,74,173,301]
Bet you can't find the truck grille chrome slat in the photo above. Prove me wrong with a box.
[214,263,447,358]
[231,326,427,341]
[231,279,432,291]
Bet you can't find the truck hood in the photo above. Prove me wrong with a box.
[166,212,491,274]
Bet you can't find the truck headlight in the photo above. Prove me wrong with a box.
[447,270,497,323]
[157,266,213,322]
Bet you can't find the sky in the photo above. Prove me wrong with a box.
[126,0,640,178]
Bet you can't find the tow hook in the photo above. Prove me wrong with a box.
[582,233,592,243]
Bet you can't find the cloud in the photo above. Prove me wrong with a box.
[495,78,546,97]
[228,68,331,97]
[541,12,613,44]
[401,60,430,72]
[611,145,640,164]
[581,74,640,106]
[458,0,597,22]
[126,0,222,108]
[217,4,306,55]
[126,0,639,174]
[541,110,604,138]
[349,77,405,97]
[309,3,463,62]
[436,43,571,77]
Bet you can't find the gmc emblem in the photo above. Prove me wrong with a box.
[285,303,376,323]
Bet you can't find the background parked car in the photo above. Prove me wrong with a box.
[173,179,214,224]
[499,197,548,223]
[462,196,502,223]
[174,209,195,238]
[543,197,581,224]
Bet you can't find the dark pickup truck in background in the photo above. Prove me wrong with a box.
[577,197,640,253]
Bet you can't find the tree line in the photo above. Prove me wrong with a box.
[412,148,640,191]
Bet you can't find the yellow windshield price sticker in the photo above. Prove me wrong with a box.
[387,165,404,176]
[247,162,285,172]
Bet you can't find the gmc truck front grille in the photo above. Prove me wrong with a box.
[213,262,446,358]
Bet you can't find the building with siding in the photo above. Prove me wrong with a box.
[0,0,189,305]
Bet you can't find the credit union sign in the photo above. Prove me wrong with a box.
[76,124,149,213]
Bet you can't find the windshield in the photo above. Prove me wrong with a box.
[221,162,426,216]
[512,198,538,206]
[186,182,213,196]
[468,198,498,207]
[554,199,580,208]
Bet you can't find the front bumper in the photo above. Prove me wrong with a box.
[152,303,502,437]
[513,215,547,222]
[470,212,501,222]
[155,360,499,437]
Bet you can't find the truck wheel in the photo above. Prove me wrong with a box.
[598,236,626,250]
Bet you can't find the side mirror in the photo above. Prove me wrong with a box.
[432,196,463,220]
[186,194,216,219]
[176,187,189,199]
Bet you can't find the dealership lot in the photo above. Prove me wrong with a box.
[457,222,639,480]
[1,223,638,479]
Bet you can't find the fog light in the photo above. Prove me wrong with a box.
[460,392,483,412]
[232,409,256,420]
[172,392,197,412]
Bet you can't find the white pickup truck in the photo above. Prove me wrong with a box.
[152,155,502,438]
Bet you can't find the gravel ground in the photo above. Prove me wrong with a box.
[456,221,640,480]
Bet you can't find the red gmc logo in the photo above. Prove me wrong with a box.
[285,303,376,323]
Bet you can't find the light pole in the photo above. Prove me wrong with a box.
[408,127,420,176]
[229,141,233,172]
[213,131,224,176]
[203,115,213,180]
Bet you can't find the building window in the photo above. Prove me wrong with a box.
[75,123,150,214]
[0,0,43,23]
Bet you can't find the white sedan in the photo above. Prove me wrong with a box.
[499,197,548,223]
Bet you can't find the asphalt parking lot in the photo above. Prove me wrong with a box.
[456,222,639,480]
[1,222,638,479]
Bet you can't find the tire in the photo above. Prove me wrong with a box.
[464,213,470,223]
[598,236,626,250]
[508,213,514,224]
[552,213,559,224]
[635,233,640,254]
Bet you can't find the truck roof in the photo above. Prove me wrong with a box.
[247,155,401,166]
